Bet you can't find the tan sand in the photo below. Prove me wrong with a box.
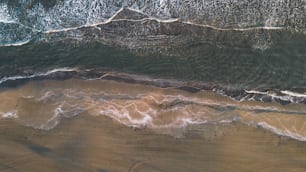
[0,114,306,172]
[1,79,306,171]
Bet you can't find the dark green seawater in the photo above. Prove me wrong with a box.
[1,0,305,92]
[0,33,305,90]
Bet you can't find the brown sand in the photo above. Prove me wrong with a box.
[1,79,306,172]
[1,114,306,172]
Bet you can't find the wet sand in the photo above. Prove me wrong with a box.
[1,79,306,171]
[1,114,306,172]
[1,79,306,139]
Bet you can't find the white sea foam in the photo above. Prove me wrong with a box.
[280,91,306,98]
[37,91,55,101]
[219,117,238,124]
[43,7,179,34]
[95,92,231,130]
[0,3,14,24]
[257,122,306,142]
[245,90,269,95]
[180,118,207,127]
[2,4,300,49]
[0,39,32,47]
[20,103,76,130]
[100,102,154,128]
[0,67,78,85]
[1,111,18,119]
[244,89,306,103]
[42,6,286,36]
[1,0,304,49]
[30,107,62,130]
[182,21,285,32]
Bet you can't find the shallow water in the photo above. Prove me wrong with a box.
[1,78,306,141]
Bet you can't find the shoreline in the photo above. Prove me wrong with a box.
[1,78,306,142]
[1,68,306,106]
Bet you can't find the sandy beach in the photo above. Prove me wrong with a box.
[1,79,306,172]
[1,114,306,172]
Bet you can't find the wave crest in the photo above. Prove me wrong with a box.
[1,0,305,49]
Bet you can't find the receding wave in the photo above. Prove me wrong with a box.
[1,68,306,105]
[2,68,306,105]
[0,67,77,85]
[0,39,32,47]
[1,70,306,141]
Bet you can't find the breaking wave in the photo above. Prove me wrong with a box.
[0,0,305,49]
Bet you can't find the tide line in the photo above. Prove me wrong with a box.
[0,39,32,47]
[0,67,78,85]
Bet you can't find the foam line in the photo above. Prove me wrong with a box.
[280,91,306,98]
[257,122,306,142]
[1,111,18,118]
[0,39,32,47]
[43,7,287,35]
[0,67,77,85]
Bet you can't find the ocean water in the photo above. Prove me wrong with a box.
[1,0,306,171]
